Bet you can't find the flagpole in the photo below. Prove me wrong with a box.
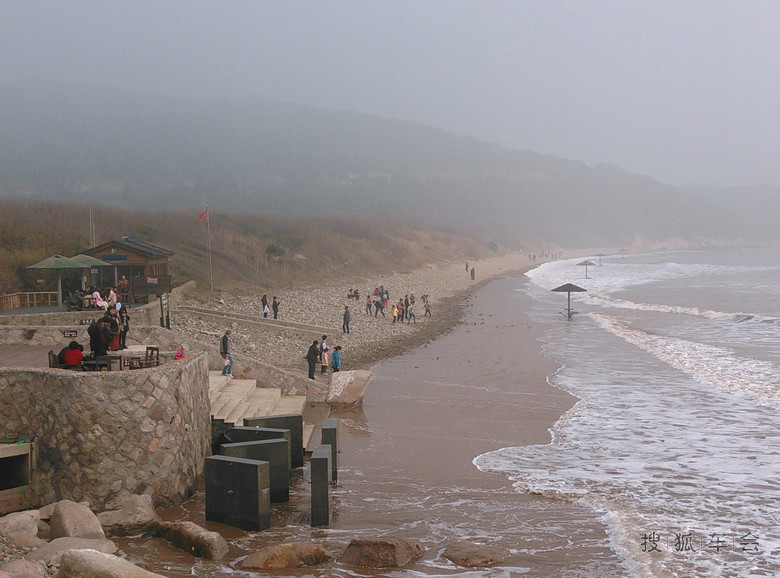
[206,207,213,291]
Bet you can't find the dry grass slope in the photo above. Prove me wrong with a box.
[0,200,522,293]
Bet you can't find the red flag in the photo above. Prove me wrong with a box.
[198,209,208,222]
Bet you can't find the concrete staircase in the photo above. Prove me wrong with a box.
[209,371,315,448]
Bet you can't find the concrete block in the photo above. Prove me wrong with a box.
[321,418,339,484]
[311,445,331,527]
[205,455,270,531]
[243,414,304,468]
[221,426,291,471]
[221,439,290,503]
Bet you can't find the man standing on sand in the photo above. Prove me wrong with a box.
[272,296,280,319]
[220,330,233,377]
[342,305,351,333]
[306,340,319,379]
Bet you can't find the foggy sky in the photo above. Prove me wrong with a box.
[3,1,780,187]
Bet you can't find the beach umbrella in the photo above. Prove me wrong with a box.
[70,253,111,268]
[551,283,587,319]
[596,253,606,266]
[26,255,84,307]
[577,260,596,279]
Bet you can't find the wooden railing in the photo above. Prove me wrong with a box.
[0,292,58,312]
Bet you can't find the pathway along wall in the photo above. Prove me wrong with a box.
[0,352,211,510]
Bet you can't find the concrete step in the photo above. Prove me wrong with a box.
[226,388,281,426]
[208,371,230,395]
[211,379,257,421]
[270,395,307,416]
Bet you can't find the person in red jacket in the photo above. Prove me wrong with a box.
[61,341,84,368]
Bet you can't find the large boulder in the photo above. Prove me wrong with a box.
[38,501,89,522]
[56,548,166,577]
[50,501,105,540]
[0,559,47,577]
[326,370,372,406]
[238,542,332,570]
[339,537,424,568]
[25,537,117,566]
[97,494,161,537]
[0,510,42,550]
[156,521,228,560]
[441,540,510,567]
[0,511,39,537]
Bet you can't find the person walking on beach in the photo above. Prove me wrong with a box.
[306,340,319,379]
[272,296,280,319]
[391,302,398,323]
[374,299,385,317]
[407,302,416,323]
[332,346,342,372]
[342,305,351,333]
[365,295,373,315]
[424,302,431,316]
[220,330,233,376]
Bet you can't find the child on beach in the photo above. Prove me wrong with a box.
[332,346,342,372]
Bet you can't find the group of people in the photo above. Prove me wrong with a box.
[56,301,130,370]
[306,335,342,379]
[365,287,431,320]
[260,295,281,319]
[221,329,343,381]
[87,305,130,356]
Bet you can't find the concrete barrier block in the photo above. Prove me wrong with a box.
[205,455,270,531]
[220,439,290,503]
[311,444,331,527]
[243,414,304,468]
[321,418,339,484]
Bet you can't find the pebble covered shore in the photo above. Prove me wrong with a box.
[171,253,531,375]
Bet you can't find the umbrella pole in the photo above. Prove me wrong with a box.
[57,272,63,308]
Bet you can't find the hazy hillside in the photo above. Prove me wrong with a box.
[1,81,773,247]
[0,200,514,294]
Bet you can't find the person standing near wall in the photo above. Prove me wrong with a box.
[220,330,233,377]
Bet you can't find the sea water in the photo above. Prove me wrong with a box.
[474,246,780,577]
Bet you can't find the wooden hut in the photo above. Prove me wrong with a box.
[81,236,174,303]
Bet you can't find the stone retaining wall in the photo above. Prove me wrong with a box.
[0,352,211,510]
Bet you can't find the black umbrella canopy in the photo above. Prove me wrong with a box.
[551,283,587,319]
[552,283,587,293]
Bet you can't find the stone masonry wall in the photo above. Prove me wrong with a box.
[0,352,211,510]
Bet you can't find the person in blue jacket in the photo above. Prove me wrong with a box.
[332,346,342,372]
